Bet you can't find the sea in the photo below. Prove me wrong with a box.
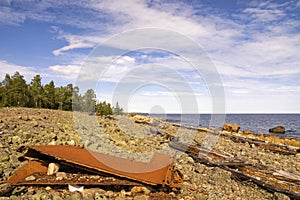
[146,114,300,140]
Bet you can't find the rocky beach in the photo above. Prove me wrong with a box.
[0,107,300,200]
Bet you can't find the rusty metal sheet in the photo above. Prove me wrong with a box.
[21,145,183,188]
[7,160,48,185]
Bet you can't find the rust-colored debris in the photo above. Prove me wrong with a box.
[8,145,183,188]
[7,160,48,185]
[8,161,141,186]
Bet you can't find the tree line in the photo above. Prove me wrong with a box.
[0,72,123,115]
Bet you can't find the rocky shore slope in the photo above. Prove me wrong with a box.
[0,107,299,200]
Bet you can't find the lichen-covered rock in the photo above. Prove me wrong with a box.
[222,124,240,132]
[269,126,285,134]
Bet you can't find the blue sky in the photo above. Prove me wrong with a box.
[0,0,300,113]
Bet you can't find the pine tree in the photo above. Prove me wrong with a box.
[113,101,124,115]
[43,80,56,109]
[72,86,82,111]
[8,72,30,107]
[30,75,43,108]
[82,89,96,113]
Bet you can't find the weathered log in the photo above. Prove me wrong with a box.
[169,141,300,199]
[219,132,299,155]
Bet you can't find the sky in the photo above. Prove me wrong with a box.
[0,0,300,113]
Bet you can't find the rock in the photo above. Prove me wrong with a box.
[133,195,150,200]
[31,190,52,200]
[130,186,151,195]
[25,175,36,181]
[48,140,56,145]
[67,140,76,146]
[66,191,83,200]
[32,121,39,128]
[12,136,21,144]
[0,150,9,162]
[47,163,60,175]
[272,192,290,200]
[7,195,19,200]
[222,124,240,133]
[0,183,13,196]
[269,126,285,134]
[187,156,194,164]
[56,172,67,180]
[94,192,108,200]
[52,192,64,200]
[11,186,27,196]
[105,190,115,198]
[243,130,253,134]
[45,186,52,191]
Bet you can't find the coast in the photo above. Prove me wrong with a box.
[0,107,299,199]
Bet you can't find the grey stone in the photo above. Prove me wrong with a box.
[52,192,63,200]
[31,190,52,200]
[66,192,83,200]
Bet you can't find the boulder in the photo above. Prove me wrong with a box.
[222,123,240,133]
[269,126,285,134]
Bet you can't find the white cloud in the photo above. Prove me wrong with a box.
[0,6,25,25]
[0,60,37,81]
[52,32,96,56]
[48,64,80,78]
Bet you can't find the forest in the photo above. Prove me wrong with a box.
[0,72,123,115]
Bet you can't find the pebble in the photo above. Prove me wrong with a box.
[67,139,76,146]
[187,156,195,164]
[56,172,67,180]
[0,183,13,196]
[133,195,150,200]
[273,192,290,200]
[25,175,36,181]
[32,121,39,128]
[130,186,151,195]
[105,190,115,198]
[12,136,21,144]
[66,191,83,200]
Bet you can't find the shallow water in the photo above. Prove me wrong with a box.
[148,114,300,140]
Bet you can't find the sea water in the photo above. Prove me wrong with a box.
[148,114,300,140]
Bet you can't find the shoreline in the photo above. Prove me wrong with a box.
[0,108,299,199]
